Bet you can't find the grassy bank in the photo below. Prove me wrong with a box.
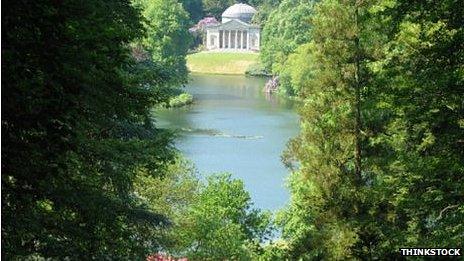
[187,52,259,75]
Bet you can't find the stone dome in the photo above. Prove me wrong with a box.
[222,3,257,23]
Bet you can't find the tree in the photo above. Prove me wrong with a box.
[134,156,200,255]
[280,0,389,258]
[250,0,282,26]
[260,0,314,76]
[135,0,192,86]
[202,0,236,19]
[281,0,463,258]
[373,0,464,249]
[2,0,177,258]
[179,0,204,24]
[177,174,272,260]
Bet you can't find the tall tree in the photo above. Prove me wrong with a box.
[280,0,388,258]
[375,0,464,249]
[281,0,463,258]
[2,0,177,258]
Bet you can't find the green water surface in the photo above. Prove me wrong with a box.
[156,74,299,210]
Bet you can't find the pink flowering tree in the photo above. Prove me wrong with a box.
[189,17,219,49]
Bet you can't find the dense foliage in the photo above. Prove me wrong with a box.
[202,0,279,21]
[135,170,273,260]
[177,174,272,260]
[135,0,192,86]
[3,0,462,259]
[260,0,314,73]
[202,0,237,19]
[133,156,199,254]
[180,0,204,24]
[260,0,314,95]
[278,0,464,259]
[2,0,179,259]
[375,0,464,249]
[1,0,270,258]
[250,0,282,26]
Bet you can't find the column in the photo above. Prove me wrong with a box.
[242,31,246,49]
[246,30,250,50]
[222,30,226,49]
[237,30,241,49]
[231,30,234,49]
[235,30,239,49]
[228,30,231,49]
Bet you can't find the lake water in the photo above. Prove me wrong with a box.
[155,74,299,211]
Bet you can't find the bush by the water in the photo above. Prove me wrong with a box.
[169,93,193,107]
[245,63,270,77]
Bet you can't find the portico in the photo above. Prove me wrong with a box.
[205,3,260,52]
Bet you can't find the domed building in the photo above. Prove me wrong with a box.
[205,3,260,52]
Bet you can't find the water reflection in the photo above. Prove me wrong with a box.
[156,74,299,211]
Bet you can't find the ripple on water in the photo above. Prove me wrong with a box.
[180,127,263,140]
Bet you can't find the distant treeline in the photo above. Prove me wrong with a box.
[180,0,281,24]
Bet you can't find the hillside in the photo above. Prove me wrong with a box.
[187,51,259,75]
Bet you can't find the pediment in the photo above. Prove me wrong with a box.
[216,19,253,30]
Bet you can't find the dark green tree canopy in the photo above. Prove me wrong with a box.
[202,0,236,18]
[2,0,176,258]
[180,0,204,24]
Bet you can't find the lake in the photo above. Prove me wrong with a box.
[155,74,299,211]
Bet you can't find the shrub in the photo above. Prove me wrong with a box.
[245,63,270,77]
[168,93,194,107]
